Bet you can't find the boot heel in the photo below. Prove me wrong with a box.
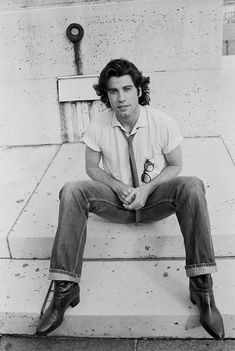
[70,296,80,308]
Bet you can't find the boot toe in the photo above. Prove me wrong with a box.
[201,313,225,339]
[36,319,49,336]
[36,310,63,336]
[202,322,225,339]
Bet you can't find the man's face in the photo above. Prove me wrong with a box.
[107,74,139,120]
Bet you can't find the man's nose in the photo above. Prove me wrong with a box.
[118,91,125,102]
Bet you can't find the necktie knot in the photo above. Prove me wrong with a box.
[126,134,134,145]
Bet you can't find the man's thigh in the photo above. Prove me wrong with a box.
[77,180,136,224]
[141,176,192,222]
[76,177,194,224]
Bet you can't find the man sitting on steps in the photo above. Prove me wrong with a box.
[36,58,224,339]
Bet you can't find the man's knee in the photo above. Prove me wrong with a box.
[181,176,205,199]
[59,180,89,200]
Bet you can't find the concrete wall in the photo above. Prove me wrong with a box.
[0,0,223,146]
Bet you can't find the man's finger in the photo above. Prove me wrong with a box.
[125,189,136,202]
[123,198,141,210]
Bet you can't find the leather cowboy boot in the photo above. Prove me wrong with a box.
[189,274,224,339]
[36,280,80,336]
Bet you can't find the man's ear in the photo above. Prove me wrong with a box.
[138,88,142,97]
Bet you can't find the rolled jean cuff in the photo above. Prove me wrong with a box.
[185,262,217,277]
[48,269,81,284]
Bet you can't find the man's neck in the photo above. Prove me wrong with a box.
[116,105,140,133]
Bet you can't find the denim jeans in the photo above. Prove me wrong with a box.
[49,176,217,283]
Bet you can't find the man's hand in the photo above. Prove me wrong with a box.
[123,184,151,210]
[122,146,183,210]
[112,182,135,205]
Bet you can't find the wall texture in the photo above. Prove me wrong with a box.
[0,0,223,145]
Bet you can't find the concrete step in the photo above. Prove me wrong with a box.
[0,257,234,338]
[0,145,60,258]
[3,137,235,259]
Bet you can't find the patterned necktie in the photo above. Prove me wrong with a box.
[121,130,141,224]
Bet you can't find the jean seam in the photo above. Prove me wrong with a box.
[185,262,216,269]
[49,268,81,279]
[73,219,86,274]
[71,188,89,222]
[185,264,217,277]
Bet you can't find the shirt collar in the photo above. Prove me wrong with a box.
[111,105,148,132]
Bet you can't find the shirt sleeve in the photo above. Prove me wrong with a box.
[83,120,102,152]
[160,114,184,154]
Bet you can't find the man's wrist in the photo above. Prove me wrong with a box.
[110,178,120,192]
[141,181,158,195]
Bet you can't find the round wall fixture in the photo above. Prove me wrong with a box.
[66,23,84,42]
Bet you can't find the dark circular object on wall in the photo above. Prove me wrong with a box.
[66,23,84,42]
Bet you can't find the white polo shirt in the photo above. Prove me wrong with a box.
[83,105,183,186]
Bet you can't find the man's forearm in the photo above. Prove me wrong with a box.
[143,165,181,195]
[86,165,120,192]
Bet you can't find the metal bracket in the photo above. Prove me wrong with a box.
[66,23,84,74]
[66,23,84,43]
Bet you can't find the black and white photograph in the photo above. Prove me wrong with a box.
[0,0,235,350]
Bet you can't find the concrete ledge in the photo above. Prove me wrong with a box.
[7,137,235,259]
[0,258,234,338]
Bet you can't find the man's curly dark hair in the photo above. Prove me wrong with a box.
[93,58,150,108]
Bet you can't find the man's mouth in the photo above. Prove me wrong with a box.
[118,105,129,110]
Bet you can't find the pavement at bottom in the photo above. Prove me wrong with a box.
[0,336,235,351]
